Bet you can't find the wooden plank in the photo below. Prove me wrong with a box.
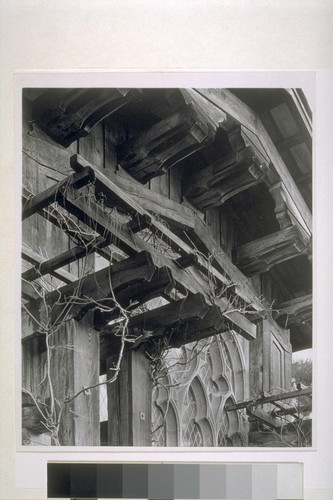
[23,134,73,177]
[22,167,95,220]
[193,89,312,234]
[225,387,312,411]
[191,216,263,309]
[79,122,104,171]
[168,305,226,347]
[276,294,312,316]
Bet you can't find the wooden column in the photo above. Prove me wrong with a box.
[106,347,152,446]
[22,313,100,446]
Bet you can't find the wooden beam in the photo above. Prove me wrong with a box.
[93,163,204,230]
[70,154,230,287]
[33,88,140,147]
[22,246,79,283]
[247,406,281,430]
[236,226,310,276]
[22,187,118,264]
[22,167,95,220]
[168,305,226,347]
[275,294,312,327]
[126,293,209,334]
[22,252,157,336]
[94,267,175,330]
[180,88,229,132]
[118,105,212,183]
[225,387,312,411]
[192,89,312,234]
[57,186,258,340]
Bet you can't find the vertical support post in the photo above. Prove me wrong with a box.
[51,314,100,445]
[22,313,100,446]
[107,347,152,446]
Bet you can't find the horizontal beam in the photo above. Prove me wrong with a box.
[94,267,175,330]
[22,252,157,336]
[247,406,281,430]
[22,246,77,284]
[71,154,230,287]
[97,163,204,230]
[22,187,118,264]
[128,293,209,333]
[225,387,312,411]
[236,225,310,276]
[22,167,95,220]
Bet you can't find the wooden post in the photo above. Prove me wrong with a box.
[22,313,100,446]
[106,347,152,446]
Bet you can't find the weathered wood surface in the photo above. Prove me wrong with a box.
[70,155,230,287]
[112,293,209,337]
[168,305,227,347]
[22,167,95,220]
[118,105,212,183]
[247,406,281,430]
[50,316,100,445]
[94,267,175,330]
[275,294,312,327]
[236,225,310,276]
[107,348,152,445]
[192,89,312,234]
[22,245,77,284]
[52,184,257,340]
[21,315,100,445]
[22,187,116,265]
[32,88,139,147]
[22,252,157,336]
[99,163,203,230]
[183,126,270,211]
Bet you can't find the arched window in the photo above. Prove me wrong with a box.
[182,387,203,446]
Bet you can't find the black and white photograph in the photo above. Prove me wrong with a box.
[21,86,313,448]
